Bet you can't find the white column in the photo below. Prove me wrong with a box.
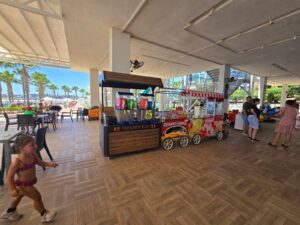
[280,84,288,107]
[249,74,254,96]
[89,69,100,107]
[109,27,131,106]
[159,79,167,111]
[218,64,230,113]
[258,77,267,103]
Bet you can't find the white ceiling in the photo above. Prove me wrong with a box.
[0,0,69,67]
[1,0,300,85]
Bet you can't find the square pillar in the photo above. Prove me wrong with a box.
[280,84,288,107]
[258,77,267,103]
[249,75,254,96]
[159,79,167,111]
[218,64,230,113]
[89,69,100,107]
[109,27,131,106]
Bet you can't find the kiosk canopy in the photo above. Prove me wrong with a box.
[99,71,164,90]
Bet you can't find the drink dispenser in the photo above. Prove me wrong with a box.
[138,93,155,121]
[115,92,134,123]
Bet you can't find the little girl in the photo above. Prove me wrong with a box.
[0,135,58,223]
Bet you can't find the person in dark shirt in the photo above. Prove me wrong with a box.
[247,98,261,142]
[242,96,252,135]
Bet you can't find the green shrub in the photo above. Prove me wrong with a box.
[266,87,281,103]
[8,103,18,108]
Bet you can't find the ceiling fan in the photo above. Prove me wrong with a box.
[130,59,144,72]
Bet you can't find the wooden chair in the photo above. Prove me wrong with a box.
[17,114,37,134]
[61,110,73,122]
[75,107,86,121]
[4,112,18,131]
[35,126,53,170]
[44,112,57,131]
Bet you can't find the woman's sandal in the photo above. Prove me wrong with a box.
[268,142,277,147]
[281,144,289,148]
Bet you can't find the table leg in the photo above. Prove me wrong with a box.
[0,148,5,185]
[3,141,11,177]
[0,141,11,185]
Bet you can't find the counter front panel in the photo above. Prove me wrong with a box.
[100,123,161,157]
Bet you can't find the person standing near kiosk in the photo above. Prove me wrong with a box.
[242,96,252,135]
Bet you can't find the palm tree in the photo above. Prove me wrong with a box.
[72,86,79,98]
[0,61,15,106]
[31,72,50,99]
[66,86,71,97]
[48,84,59,97]
[13,64,35,105]
[0,71,18,103]
[61,85,69,97]
[79,88,86,97]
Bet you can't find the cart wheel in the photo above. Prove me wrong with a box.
[192,134,201,145]
[162,138,174,151]
[216,131,224,141]
[179,136,189,147]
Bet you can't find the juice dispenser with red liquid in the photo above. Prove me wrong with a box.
[115,92,135,124]
[137,93,155,122]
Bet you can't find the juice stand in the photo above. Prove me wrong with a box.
[99,71,163,158]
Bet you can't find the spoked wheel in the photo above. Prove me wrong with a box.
[179,136,189,147]
[216,131,224,141]
[162,138,174,150]
[192,134,201,145]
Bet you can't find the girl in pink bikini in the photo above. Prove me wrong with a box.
[0,135,58,223]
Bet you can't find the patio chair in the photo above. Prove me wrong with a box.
[17,114,38,134]
[83,108,89,119]
[49,105,62,120]
[75,107,85,121]
[61,110,73,122]
[35,126,53,170]
[4,112,19,131]
[44,112,57,131]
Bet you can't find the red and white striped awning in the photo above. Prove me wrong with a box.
[180,90,224,101]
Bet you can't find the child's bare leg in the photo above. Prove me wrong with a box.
[19,187,45,214]
[271,132,281,145]
[9,194,24,209]
[283,133,292,146]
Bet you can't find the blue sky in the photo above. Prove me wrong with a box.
[0,65,89,95]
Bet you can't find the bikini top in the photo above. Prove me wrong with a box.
[16,155,38,173]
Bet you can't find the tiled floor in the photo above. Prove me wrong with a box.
[0,120,299,225]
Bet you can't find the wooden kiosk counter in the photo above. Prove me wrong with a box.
[99,71,164,157]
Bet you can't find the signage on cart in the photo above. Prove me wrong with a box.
[180,90,224,101]
[109,123,159,132]
[163,121,188,127]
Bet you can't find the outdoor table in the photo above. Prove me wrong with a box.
[45,111,58,122]
[0,130,22,185]
[37,114,49,127]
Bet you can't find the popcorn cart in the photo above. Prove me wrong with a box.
[157,89,228,150]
